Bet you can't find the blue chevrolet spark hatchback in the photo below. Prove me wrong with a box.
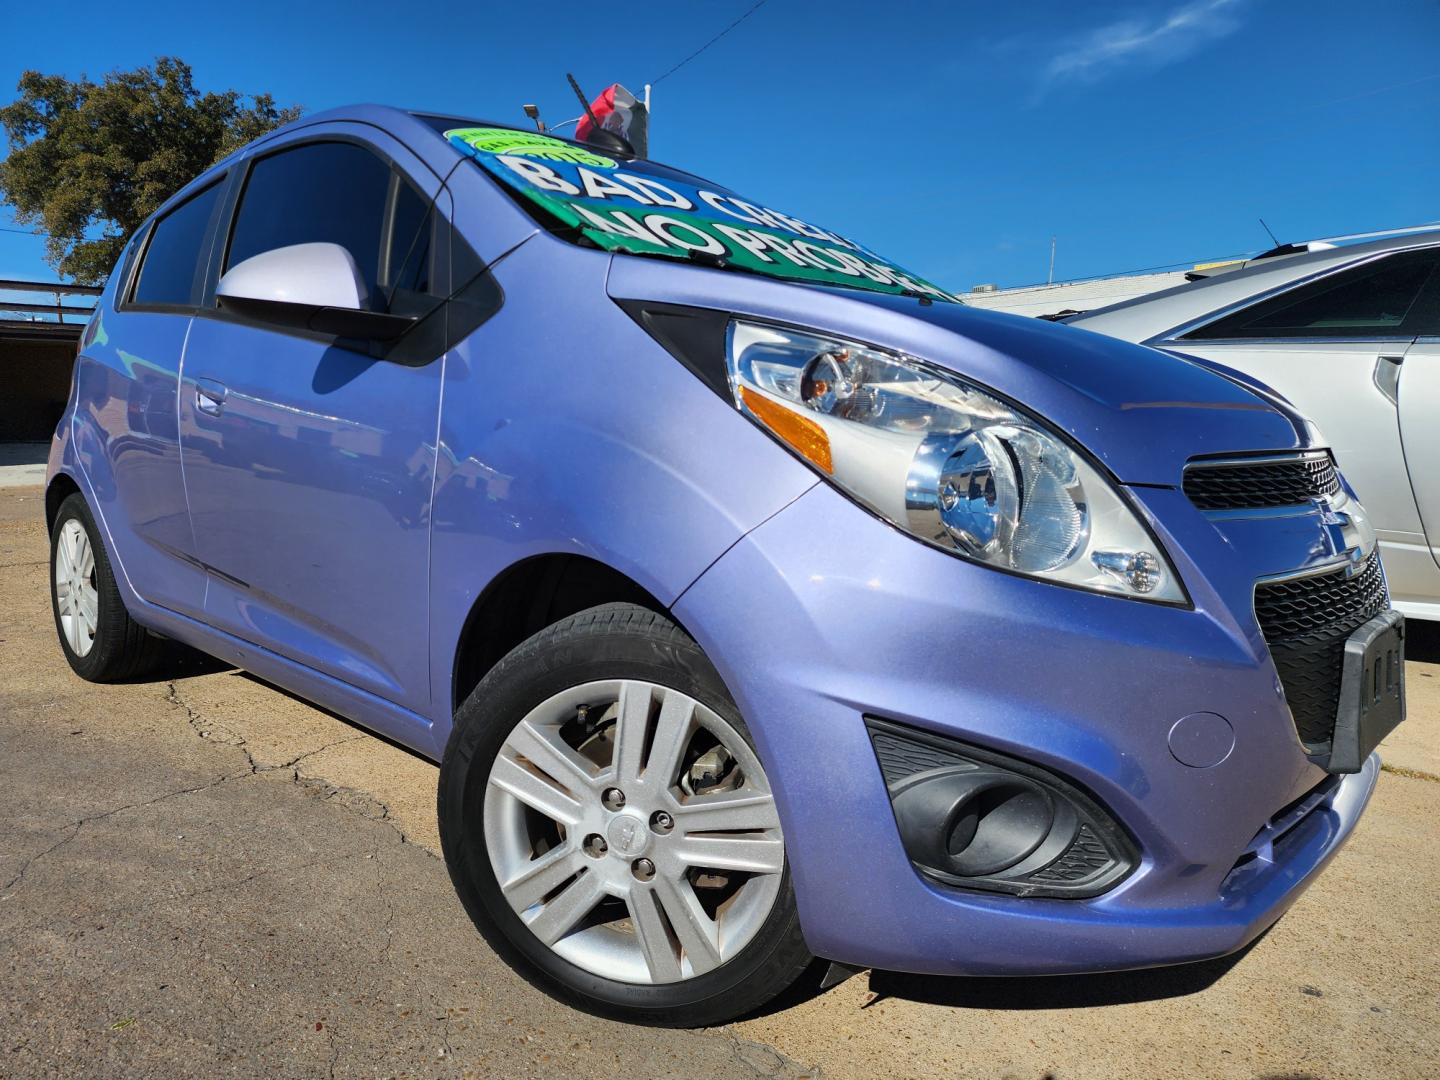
[47,105,1406,1025]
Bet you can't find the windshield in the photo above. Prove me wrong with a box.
[418,116,962,304]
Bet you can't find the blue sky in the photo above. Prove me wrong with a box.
[2,0,1437,291]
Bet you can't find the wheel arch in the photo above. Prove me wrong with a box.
[449,552,672,716]
[45,471,83,533]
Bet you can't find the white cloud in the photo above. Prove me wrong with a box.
[1038,0,1250,95]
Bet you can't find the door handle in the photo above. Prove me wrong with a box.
[1373,355,1404,405]
[194,379,227,417]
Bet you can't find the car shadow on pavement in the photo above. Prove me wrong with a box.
[117,640,235,680]
[1407,618,1440,663]
[749,938,1263,1019]
[864,944,1256,1011]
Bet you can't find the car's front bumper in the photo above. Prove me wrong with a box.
[672,481,1379,976]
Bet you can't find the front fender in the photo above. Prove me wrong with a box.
[424,238,817,744]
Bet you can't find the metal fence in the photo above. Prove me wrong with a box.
[0,278,101,342]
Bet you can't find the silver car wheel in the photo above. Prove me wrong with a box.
[484,679,784,985]
[54,518,98,658]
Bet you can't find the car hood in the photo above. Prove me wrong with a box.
[606,254,1315,487]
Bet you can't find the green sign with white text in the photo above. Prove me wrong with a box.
[447,128,962,303]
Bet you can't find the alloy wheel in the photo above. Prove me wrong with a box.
[483,679,785,985]
[54,518,99,658]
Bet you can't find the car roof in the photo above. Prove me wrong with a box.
[1070,229,1440,341]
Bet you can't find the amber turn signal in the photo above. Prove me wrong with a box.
[739,386,833,474]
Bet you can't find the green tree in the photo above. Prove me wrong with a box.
[0,58,300,284]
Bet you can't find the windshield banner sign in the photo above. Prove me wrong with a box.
[446,128,962,303]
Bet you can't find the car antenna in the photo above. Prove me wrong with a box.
[1253,217,1314,261]
[567,74,603,132]
[565,73,635,157]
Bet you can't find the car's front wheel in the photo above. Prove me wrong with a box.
[438,603,811,1026]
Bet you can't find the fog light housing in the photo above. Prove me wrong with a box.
[867,718,1137,898]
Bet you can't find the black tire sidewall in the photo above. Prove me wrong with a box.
[438,605,810,1026]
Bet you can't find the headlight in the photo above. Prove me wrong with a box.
[727,319,1185,603]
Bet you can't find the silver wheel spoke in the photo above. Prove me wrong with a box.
[61,526,77,574]
[672,791,780,834]
[526,870,606,945]
[627,890,683,983]
[644,690,696,792]
[501,844,586,912]
[611,680,652,785]
[78,590,98,635]
[506,719,598,797]
[674,834,785,875]
[653,875,722,975]
[79,538,94,579]
[489,754,583,826]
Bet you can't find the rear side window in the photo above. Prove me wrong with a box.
[226,142,394,300]
[1183,249,1440,340]
[130,181,224,307]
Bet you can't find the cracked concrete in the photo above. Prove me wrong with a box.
[0,489,822,1079]
[3,484,1438,1078]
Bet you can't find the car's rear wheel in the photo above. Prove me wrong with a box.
[438,602,812,1026]
[49,492,164,681]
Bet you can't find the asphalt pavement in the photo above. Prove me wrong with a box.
[2,483,1436,1078]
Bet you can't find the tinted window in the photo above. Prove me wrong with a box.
[1185,250,1440,340]
[383,180,437,318]
[227,142,393,300]
[131,181,224,307]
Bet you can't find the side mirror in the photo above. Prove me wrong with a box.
[216,242,416,341]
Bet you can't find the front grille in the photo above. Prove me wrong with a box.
[1185,453,1341,511]
[1254,552,1389,747]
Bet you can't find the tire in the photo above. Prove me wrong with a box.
[49,492,166,681]
[438,602,812,1026]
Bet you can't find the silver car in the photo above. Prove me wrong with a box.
[1072,232,1440,621]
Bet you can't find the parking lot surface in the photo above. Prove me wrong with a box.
[2,483,1437,1078]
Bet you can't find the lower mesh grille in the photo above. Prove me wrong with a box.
[1254,552,1389,747]
[1027,824,1114,883]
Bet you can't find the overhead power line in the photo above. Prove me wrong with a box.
[651,0,772,86]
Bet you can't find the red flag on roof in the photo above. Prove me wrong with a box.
[575,83,649,158]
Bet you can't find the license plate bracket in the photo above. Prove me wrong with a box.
[1317,610,1406,774]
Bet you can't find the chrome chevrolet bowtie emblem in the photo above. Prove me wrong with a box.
[606,815,650,856]
[1315,493,1375,565]
[1319,509,1349,559]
